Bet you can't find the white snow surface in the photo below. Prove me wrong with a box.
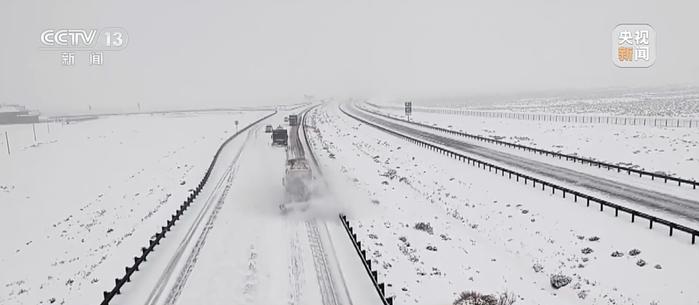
[308,103,699,305]
[367,104,699,181]
[102,110,383,305]
[3,102,698,305]
[0,111,268,305]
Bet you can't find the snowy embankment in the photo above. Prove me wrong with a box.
[368,104,699,181]
[308,104,699,305]
[0,111,267,305]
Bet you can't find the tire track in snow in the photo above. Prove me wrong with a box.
[143,130,253,305]
[305,219,340,305]
[288,223,305,305]
[242,245,259,304]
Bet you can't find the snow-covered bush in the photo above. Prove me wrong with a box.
[550,274,572,289]
[414,222,434,235]
[611,251,624,257]
[453,291,517,305]
[532,263,544,273]
[380,169,398,179]
[629,249,642,256]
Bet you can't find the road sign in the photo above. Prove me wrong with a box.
[405,101,412,121]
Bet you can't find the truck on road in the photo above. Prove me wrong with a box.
[271,127,288,146]
[289,114,299,126]
[281,157,312,212]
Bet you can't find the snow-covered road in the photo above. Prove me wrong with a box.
[113,110,383,305]
[309,103,699,305]
[0,111,267,305]
[346,104,699,227]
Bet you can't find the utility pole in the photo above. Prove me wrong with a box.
[32,123,37,142]
[5,131,9,155]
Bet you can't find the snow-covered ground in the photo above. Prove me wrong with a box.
[0,111,268,305]
[367,104,699,181]
[3,101,697,305]
[99,110,382,305]
[153,121,382,305]
[382,87,699,117]
[308,103,699,305]
[475,88,699,117]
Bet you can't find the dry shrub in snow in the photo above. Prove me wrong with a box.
[611,251,624,257]
[453,291,516,305]
[550,274,572,289]
[380,169,398,179]
[629,248,642,256]
[532,263,544,273]
[414,222,434,235]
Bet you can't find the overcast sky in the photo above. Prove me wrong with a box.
[1,0,698,114]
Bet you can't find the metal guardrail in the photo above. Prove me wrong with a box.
[341,105,698,245]
[300,106,395,305]
[99,110,277,305]
[367,102,699,128]
[363,103,698,190]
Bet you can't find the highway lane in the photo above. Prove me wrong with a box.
[346,105,699,223]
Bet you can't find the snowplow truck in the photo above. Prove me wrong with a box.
[281,158,313,211]
[272,128,288,146]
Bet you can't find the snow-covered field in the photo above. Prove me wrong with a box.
[307,104,699,305]
[105,110,383,305]
[0,111,267,305]
[368,104,699,181]
[2,101,697,305]
[476,88,699,117]
[394,87,699,117]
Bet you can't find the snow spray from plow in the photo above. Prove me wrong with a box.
[99,110,277,305]
[341,104,699,246]
[300,106,396,305]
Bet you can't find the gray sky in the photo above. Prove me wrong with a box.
[1,0,698,114]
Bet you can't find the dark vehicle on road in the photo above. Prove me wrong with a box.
[265,125,273,133]
[271,127,288,146]
[289,114,299,126]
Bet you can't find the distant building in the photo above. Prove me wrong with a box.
[0,104,41,125]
